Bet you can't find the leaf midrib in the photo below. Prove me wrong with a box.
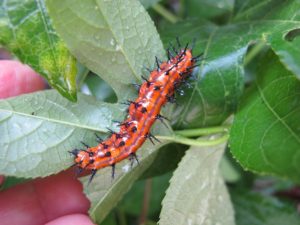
[35,0,59,73]
[94,0,141,82]
[0,108,108,132]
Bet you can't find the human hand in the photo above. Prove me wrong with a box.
[0,60,94,225]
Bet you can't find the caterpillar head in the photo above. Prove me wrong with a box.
[70,149,91,168]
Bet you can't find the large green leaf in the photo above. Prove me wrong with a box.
[46,0,165,102]
[161,0,300,129]
[232,191,300,225]
[0,90,170,178]
[0,0,77,101]
[230,49,300,182]
[159,141,235,225]
[0,90,122,177]
[185,0,234,20]
[233,0,300,79]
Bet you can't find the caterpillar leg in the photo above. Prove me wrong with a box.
[88,169,97,185]
[129,153,139,168]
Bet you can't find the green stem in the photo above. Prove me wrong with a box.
[138,178,152,225]
[244,41,266,66]
[116,209,127,225]
[174,125,230,137]
[178,0,186,18]
[157,133,229,147]
[152,4,180,24]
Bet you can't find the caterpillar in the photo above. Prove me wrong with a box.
[70,40,201,183]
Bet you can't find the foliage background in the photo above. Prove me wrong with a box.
[0,0,300,224]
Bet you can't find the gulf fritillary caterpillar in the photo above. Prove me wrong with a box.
[70,40,201,183]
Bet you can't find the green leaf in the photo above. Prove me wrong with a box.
[235,0,273,13]
[140,0,161,9]
[232,191,300,225]
[159,140,235,225]
[1,176,29,191]
[220,155,241,183]
[185,0,234,20]
[46,0,165,102]
[230,49,300,182]
[161,0,300,128]
[233,0,300,78]
[100,213,118,225]
[120,173,172,217]
[0,90,170,179]
[0,90,123,177]
[161,21,245,128]
[0,0,77,101]
[233,0,293,22]
[267,27,300,79]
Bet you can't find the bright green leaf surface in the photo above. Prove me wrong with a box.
[232,191,300,225]
[185,0,234,20]
[230,49,300,182]
[47,0,165,102]
[0,90,170,179]
[0,0,77,101]
[161,0,300,129]
[233,0,300,78]
[159,141,235,225]
[0,90,124,177]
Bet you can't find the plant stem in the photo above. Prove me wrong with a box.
[244,41,266,66]
[157,133,229,147]
[178,0,186,18]
[116,208,127,225]
[138,178,152,225]
[174,125,230,137]
[152,4,180,24]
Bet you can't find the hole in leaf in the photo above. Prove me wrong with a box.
[284,28,300,42]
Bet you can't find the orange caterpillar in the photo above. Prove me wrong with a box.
[70,42,201,183]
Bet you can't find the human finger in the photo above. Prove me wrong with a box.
[45,214,95,225]
[0,60,45,99]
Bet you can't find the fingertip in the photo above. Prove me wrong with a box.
[33,169,90,220]
[45,214,95,225]
[0,60,45,99]
[0,170,91,225]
